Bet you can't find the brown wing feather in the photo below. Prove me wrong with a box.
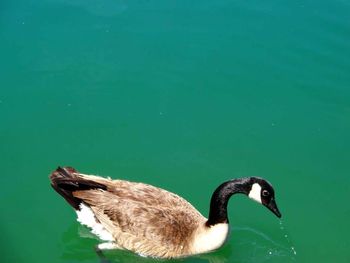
[77,173,202,211]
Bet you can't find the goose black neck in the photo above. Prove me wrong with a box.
[206,178,251,226]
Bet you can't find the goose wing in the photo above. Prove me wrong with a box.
[77,173,202,212]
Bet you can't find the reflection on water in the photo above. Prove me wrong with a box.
[60,223,296,263]
[60,224,98,262]
[231,225,297,263]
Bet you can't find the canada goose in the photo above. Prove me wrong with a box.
[50,167,281,259]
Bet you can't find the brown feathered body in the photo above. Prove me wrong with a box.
[50,167,228,258]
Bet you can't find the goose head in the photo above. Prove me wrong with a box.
[206,177,281,226]
[247,177,281,218]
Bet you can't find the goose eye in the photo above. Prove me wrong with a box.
[262,190,270,197]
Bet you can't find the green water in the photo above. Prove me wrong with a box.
[1,0,350,262]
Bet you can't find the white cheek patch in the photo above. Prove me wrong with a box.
[248,183,262,204]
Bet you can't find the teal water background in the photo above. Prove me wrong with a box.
[1,1,350,262]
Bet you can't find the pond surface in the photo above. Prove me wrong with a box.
[1,1,350,263]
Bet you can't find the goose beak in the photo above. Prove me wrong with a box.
[267,198,282,218]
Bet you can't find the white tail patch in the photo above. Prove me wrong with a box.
[191,223,229,254]
[76,203,114,241]
[248,183,262,203]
